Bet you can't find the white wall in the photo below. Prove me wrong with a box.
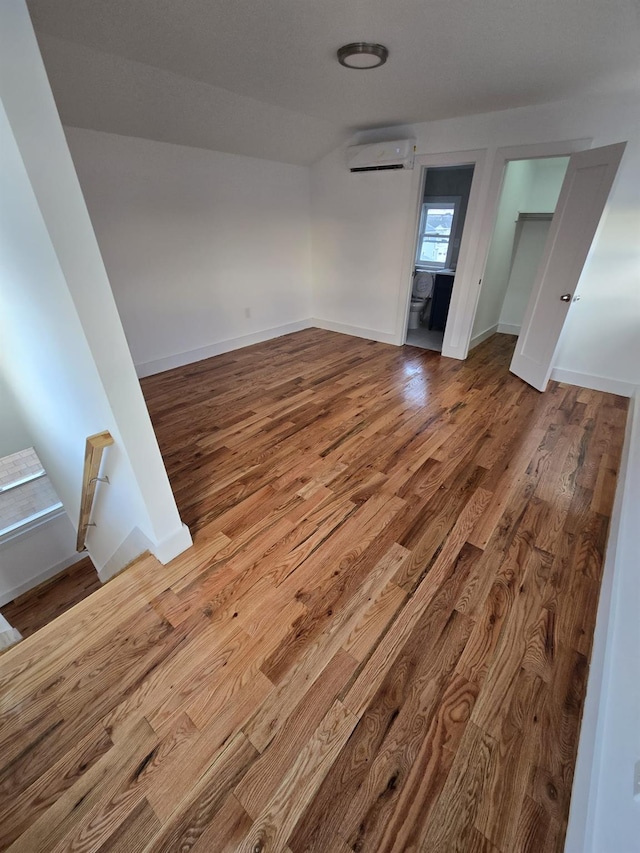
[472,159,533,339]
[1,332,82,612]
[590,392,640,853]
[525,157,569,212]
[498,218,551,330]
[65,127,313,376]
[0,372,30,458]
[311,150,415,340]
[0,1,191,575]
[0,512,82,607]
[310,89,640,389]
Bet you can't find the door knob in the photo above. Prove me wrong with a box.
[560,293,572,302]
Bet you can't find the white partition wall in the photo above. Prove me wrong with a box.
[0,0,191,576]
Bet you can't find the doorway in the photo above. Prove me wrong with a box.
[405,164,475,352]
[470,156,569,349]
[465,142,625,389]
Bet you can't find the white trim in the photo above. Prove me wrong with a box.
[96,522,192,582]
[135,320,314,378]
[96,526,153,582]
[0,621,22,650]
[565,388,640,852]
[0,503,65,545]
[151,522,193,565]
[395,148,488,352]
[497,323,520,335]
[0,468,46,493]
[310,318,397,346]
[0,549,86,607]
[550,367,636,398]
[469,324,499,350]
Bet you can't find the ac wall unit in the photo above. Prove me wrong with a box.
[347,139,415,172]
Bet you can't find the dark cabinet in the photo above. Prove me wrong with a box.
[428,271,455,331]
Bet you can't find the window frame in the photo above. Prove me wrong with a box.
[414,195,462,271]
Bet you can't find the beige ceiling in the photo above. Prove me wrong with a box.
[28,0,640,165]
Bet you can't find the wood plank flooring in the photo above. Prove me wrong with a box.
[0,329,627,852]
[1,557,100,639]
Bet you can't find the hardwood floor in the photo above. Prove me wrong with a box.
[0,329,627,852]
[1,557,100,640]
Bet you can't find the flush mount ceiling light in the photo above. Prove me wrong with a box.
[337,42,389,69]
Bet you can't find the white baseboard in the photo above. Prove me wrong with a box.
[151,523,193,565]
[0,550,86,608]
[135,320,314,378]
[136,318,409,379]
[310,318,397,346]
[96,526,152,583]
[0,618,22,650]
[497,323,520,335]
[96,522,193,582]
[550,368,636,398]
[469,324,499,350]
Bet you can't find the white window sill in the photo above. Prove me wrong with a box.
[0,470,46,494]
[0,503,65,545]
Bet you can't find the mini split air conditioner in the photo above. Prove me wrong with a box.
[347,139,415,172]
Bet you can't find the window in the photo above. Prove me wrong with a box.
[0,448,62,537]
[415,196,460,270]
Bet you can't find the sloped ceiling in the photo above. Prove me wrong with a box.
[28,0,640,166]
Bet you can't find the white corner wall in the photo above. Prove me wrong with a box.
[0,372,30,459]
[310,90,640,390]
[64,127,313,376]
[0,0,191,575]
[498,218,551,330]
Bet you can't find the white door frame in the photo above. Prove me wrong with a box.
[509,141,626,391]
[445,138,593,360]
[396,149,487,347]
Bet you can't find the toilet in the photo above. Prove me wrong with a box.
[408,271,434,329]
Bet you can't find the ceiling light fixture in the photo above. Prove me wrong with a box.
[337,42,389,70]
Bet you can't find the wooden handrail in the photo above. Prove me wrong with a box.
[77,430,114,551]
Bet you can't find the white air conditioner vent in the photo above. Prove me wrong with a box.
[347,139,415,172]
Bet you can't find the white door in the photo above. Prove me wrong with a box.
[509,142,626,391]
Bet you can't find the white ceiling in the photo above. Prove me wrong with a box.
[28,0,640,165]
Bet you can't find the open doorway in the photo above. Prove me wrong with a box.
[470,156,569,349]
[405,164,475,352]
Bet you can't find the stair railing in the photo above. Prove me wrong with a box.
[77,431,114,551]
